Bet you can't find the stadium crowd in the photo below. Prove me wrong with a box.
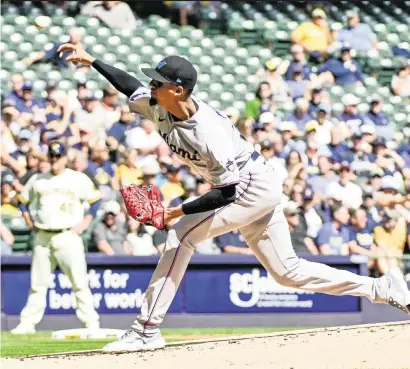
[1,1,410,277]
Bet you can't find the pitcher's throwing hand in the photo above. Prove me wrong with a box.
[58,43,95,65]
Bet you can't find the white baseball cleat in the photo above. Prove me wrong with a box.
[101,329,166,353]
[385,267,410,314]
[10,324,36,335]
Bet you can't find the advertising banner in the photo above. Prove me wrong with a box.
[2,261,360,315]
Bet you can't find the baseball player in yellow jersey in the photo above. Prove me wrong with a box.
[11,142,101,334]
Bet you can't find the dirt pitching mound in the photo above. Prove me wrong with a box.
[3,321,410,369]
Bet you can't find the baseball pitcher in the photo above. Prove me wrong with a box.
[11,142,101,334]
[58,43,410,353]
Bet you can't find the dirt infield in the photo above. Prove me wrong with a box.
[2,322,410,369]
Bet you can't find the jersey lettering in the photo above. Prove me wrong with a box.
[158,130,200,161]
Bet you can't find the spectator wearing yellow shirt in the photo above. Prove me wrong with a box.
[374,211,407,267]
[291,9,333,61]
[112,149,142,190]
[160,165,185,205]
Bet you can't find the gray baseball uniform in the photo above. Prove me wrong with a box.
[128,87,389,333]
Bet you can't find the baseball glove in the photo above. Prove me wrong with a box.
[120,184,165,230]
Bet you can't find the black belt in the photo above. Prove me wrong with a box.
[41,228,69,233]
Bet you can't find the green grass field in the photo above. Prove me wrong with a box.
[1,327,301,358]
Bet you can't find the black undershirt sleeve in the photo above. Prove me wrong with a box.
[181,184,237,215]
[92,59,143,97]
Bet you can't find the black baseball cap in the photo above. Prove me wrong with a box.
[48,142,66,157]
[141,55,197,89]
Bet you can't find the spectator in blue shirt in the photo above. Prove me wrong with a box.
[336,9,377,52]
[308,155,339,201]
[348,208,392,276]
[339,93,365,134]
[215,229,253,255]
[286,64,310,100]
[88,141,116,199]
[4,73,24,106]
[285,44,312,81]
[315,203,350,255]
[284,97,313,132]
[21,27,87,70]
[107,105,137,147]
[364,95,394,141]
[15,81,44,116]
[318,43,364,86]
[327,127,354,164]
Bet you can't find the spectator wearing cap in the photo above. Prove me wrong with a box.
[339,93,365,134]
[362,190,382,228]
[91,200,131,255]
[15,81,44,116]
[301,187,325,240]
[391,63,410,97]
[374,175,410,209]
[318,43,364,86]
[284,201,319,255]
[1,172,20,217]
[100,85,121,130]
[305,142,320,177]
[364,95,394,140]
[291,8,333,59]
[169,175,197,208]
[285,44,312,81]
[327,126,354,164]
[308,155,339,200]
[9,129,34,171]
[258,112,276,133]
[373,139,406,179]
[350,133,375,177]
[4,74,24,106]
[126,119,163,156]
[160,165,184,205]
[88,140,116,199]
[336,9,377,52]
[397,136,410,169]
[278,121,297,157]
[307,87,330,116]
[140,160,161,188]
[284,98,313,132]
[314,104,334,146]
[360,124,376,144]
[315,203,350,255]
[286,63,311,100]
[347,208,393,276]
[325,162,363,209]
[81,1,138,30]
[126,218,157,256]
[21,27,88,70]
[215,229,253,255]
[75,92,107,138]
[259,139,288,182]
[259,58,291,105]
[374,210,407,265]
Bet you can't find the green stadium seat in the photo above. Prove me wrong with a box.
[196,91,209,102]
[130,36,145,49]
[210,47,225,64]
[176,38,191,54]
[164,46,178,55]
